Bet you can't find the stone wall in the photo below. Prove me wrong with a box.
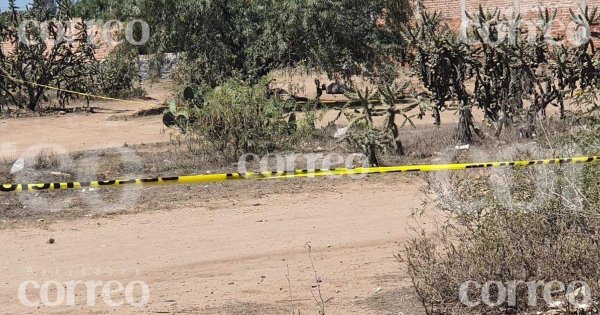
[137,53,178,81]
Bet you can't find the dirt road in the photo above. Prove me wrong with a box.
[0,78,459,159]
[1,113,167,158]
[0,81,170,159]
[0,176,431,314]
[0,79,439,314]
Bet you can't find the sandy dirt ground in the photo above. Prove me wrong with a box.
[0,82,171,159]
[0,175,434,314]
[0,77,467,159]
[1,111,166,158]
[0,80,441,314]
[1,73,566,160]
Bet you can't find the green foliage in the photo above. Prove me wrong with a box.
[139,0,411,89]
[0,0,144,111]
[468,6,562,138]
[147,0,412,161]
[402,10,481,143]
[182,78,312,161]
[341,86,386,166]
[55,19,101,108]
[71,0,134,20]
[98,44,143,98]
[402,5,600,143]
[335,82,420,165]
[398,8,600,310]
[399,7,600,312]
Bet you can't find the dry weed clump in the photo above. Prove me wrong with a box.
[401,153,600,314]
[33,150,61,170]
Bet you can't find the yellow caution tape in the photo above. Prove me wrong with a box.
[0,74,365,107]
[2,156,598,193]
[0,73,151,106]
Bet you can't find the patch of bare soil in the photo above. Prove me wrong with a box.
[0,174,435,314]
[0,106,100,119]
[0,91,440,313]
[106,105,168,121]
[0,80,173,158]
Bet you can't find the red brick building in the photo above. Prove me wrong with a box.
[419,0,596,43]
[420,0,591,25]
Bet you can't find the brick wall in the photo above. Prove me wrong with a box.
[420,0,599,42]
[1,18,119,61]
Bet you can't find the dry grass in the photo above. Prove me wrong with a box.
[356,287,425,315]
[402,153,600,314]
[200,302,286,315]
[33,149,61,170]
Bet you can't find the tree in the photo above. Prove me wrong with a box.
[133,0,411,89]
[71,0,133,20]
[0,0,98,111]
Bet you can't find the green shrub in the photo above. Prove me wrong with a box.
[184,79,309,161]
[99,45,143,98]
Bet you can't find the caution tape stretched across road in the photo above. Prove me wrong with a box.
[2,156,598,193]
[0,73,151,106]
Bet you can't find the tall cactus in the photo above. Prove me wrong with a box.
[0,0,98,111]
[402,10,480,143]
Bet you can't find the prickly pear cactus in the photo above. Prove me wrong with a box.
[163,87,197,133]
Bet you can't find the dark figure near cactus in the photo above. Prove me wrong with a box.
[315,79,324,99]
[326,82,344,94]
[315,79,344,97]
